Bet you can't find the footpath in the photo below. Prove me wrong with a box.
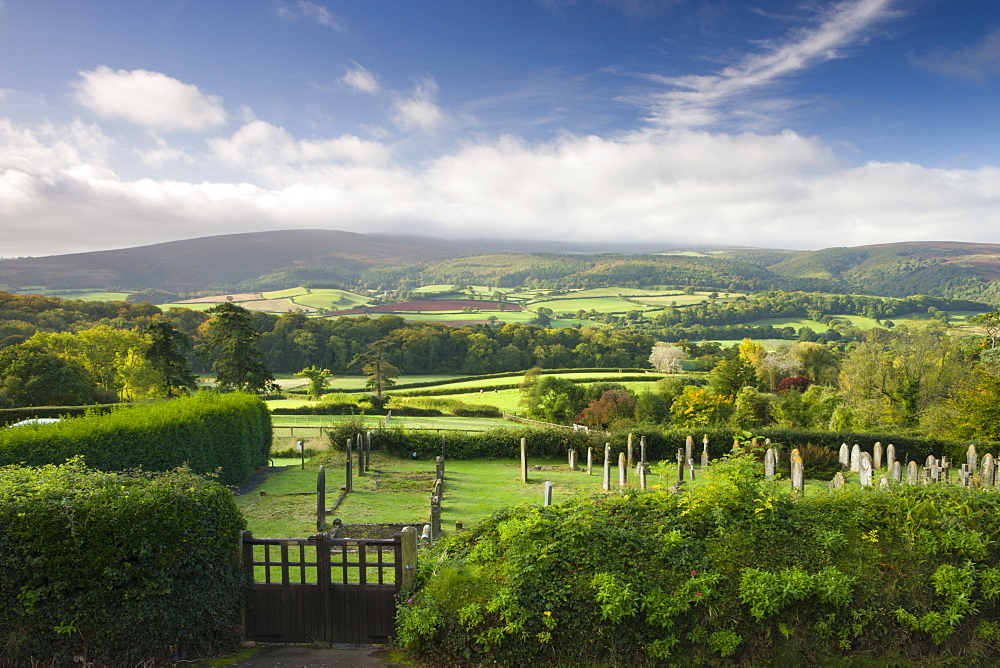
[194,644,414,667]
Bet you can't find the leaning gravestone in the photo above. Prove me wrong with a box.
[873,442,883,471]
[839,444,850,470]
[859,452,873,487]
[764,448,776,477]
[981,453,996,487]
[850,444,861,472]
[906,461,919,484]
[967,444,979,473]
[790,449,804,492]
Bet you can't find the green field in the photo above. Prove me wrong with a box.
[292,288,371,310]
[261,287,307,299]
[531,295,661,314]
[14,289,132,301]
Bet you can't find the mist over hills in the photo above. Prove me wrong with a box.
[0,230,999,304]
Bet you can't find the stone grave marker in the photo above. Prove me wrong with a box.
[968,444,979,473]
[839,444,850,470]
[960,464,972,488]
[886,443,896,475]
[832,471,845,489]
[790,448,804,492]
[544,481,553,506]
[603,444,611,491]
[906,461,918,484]
[677,449,685,482]
[764,447,776,477]
[568,448,577,471]
[891,460,902,482]
[627,433,634,468]
[850,444,861,472]
[640,435,647,466]
[685,435,694,466]
[639,463,647,490]
[587,446,593,475]
[879,475,889,488]
[619,452,628,490]
[688,458,696,481]
[873,442,883,470]
[859,452,873,487]
[701,435,710,469]
[981,453,996,486]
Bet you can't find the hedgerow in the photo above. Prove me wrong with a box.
[398,450,1000,665]
[0,460,245,666]
[0,393,271,485]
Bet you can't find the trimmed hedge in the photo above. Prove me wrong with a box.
[0,403,119,426]
[0,393,271,485]
[0,460,245,665]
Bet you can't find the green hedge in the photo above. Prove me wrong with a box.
[399,456,1000,664]
[0,403,119,426]
[0,460,245,665]
[0,393,271,485]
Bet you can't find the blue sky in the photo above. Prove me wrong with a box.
[2,0,1000,256]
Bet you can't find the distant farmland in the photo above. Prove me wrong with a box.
[322,299,523,315]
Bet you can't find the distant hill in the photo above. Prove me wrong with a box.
[2,231,999,304]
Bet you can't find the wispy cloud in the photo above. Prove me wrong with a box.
[646,0,898,129]
[391,78,445,133]
[73,67,227,132]
[911,29,1000,82]
[276,1,343,32]
[341,62,380,94]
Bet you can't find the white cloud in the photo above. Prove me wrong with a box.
[646,0,897,129]
[74,66,227,132]
[341,62,380,94]
[3,116,1000,257]
[391,78,445,133]
[208,120,390,178]
[911,29,1000,82]
[137,137,195,168]
[276,1,343,31]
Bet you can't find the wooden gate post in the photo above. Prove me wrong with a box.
[400,526,418,589]
[316,532,331,639]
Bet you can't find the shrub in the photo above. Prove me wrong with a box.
[0,460,245,665]
[0,393,271,485]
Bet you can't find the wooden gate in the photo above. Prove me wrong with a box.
[241,531,405,643]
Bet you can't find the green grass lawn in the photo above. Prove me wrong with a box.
[238,451,863,539]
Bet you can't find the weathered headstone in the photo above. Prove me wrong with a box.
[764,448,776,477]
[886,443,896,475]
[859,452,873,487]
[432,476,443,501]
[879,475,889,488]
[685,435,694,466]
[430,495,441,539]
[839,444,850,470]
[520,437,528,483]
[832,471,845,489]
[603,444,611,491]
[346,438,354,493]
[906,461,918,484]
[568,448,577,471]
[619,452,627,490]
[639,463,647,490]
[640,435,647,465]
[873,442,883,471]
[850,444,861,472]
[688,458,696,482]
[960,464,972,488]
[627,433,634,468]
[790,448,804,492]
[891,460,902,482]
[981,453,996,486]
[701,434,710,469]
[967,444,979,473]
[544,480,553,506]
[420,524,431,546]
[587,447,593,475]
[316,465,326,532]
[677,449,685,482]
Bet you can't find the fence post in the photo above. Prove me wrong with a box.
[316,466,326,532]
[400,526,418,589]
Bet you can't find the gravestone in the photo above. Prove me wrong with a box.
[968,444,979,473]
[346,438,354,493]
[640,435,647,465]
[873,442,883,471]
[436,456,445,484]
[603,444,611,491]
[520,437,528,483]
[906,461,919,484]
[688,458,696,482]
[764,448,776,477]
[859,452,873,487]
[960,464,972,488]
[432,476,442,502]
[619,452,627,490]
[366,431,372,469]
[544,481,553,506]
[568,448,577,471]
[701,435,710,469]
[764,438,771,447]
[981,453,996,487]
[886,443,896,475]
[850,444,861,472]
[627,433,634,468]
[891,460,902,482]
[430,495,441,539]
[832,471,845,489]
[358,433,366,476]
[685,435,694,466]
[839,444,850,470]
[587,447,593,475]
[420,524,431,546]
[879,475,889,488]
[928,457,943,483]
[790,449,804,492]
[677,449,685,482]
[639,463,647,490]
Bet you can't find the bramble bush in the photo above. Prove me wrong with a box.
[0,460,246,666]
[0,392,271,485]
[398,449,1000,665]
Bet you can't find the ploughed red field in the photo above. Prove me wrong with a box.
[323,299,523,316]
